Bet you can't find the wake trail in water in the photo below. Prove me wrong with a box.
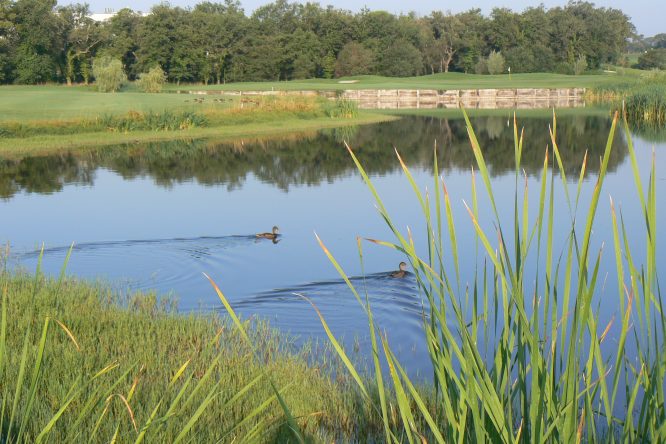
[10,234,269,295]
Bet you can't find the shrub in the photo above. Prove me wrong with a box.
[136,66,166,93]
[573,55,588,75]
[92,56,127,93]
[486,50,505,75]
[635,48,666,70]
[474,58,488,74]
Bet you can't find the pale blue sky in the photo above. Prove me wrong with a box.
[73,0,661,36]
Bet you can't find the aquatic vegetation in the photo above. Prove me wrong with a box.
[589,73,666,131]
[624,84,666,128]
[325,98,359,119]
[306,112,665,441]
[99,110,208,132]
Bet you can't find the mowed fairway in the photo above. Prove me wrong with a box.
[0,85,213,122]
[167,71,641,92]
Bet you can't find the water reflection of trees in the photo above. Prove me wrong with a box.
[0,115,629,199]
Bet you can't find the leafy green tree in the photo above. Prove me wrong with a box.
[59,4,107,85]
[283,29,322,79]
[0,0,15,82]
[451,9,486,73]
[0,0,641,83]
[487,8,522,52]
[192,1,246,84]
[12,0,60,83]
[92,56,126,92]
[136,4,199,84]
[104,9,142,79]
[233,33,283,81]
[378,39,422,77]
[422,12,465,73]
[300,4,354,63]
[335,42,375,77]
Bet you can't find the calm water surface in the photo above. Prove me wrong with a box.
[1,112,664,377]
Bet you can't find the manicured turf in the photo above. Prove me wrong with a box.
[166,72,642,92]
[0,85,214,122]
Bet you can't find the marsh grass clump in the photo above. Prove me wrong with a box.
[97,110,207,132]
[325,98,359,119]
[624,83,666,128]
[304,112,665,442]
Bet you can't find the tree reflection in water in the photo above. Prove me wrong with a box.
[0,114,634,199]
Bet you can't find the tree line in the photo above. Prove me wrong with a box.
[0,0,635,85]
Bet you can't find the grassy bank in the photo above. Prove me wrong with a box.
[0,112,393,159]
[0,87,394,157]
[0,267,383,442]
[166,72,641,92]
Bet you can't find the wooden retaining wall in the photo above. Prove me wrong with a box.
[184,88,586,110]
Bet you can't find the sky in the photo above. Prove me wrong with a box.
[73,0,661,37]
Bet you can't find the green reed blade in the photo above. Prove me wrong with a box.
[442,180,460,292]
[299,294,369,399]
[173,380,222,444]
[17,317,50,442]
[356,237,392,443]
[8,319,32,439]
[390,347,446,443]
[379,334,416,444]
[0,283,6,377]
[204,273,304,443]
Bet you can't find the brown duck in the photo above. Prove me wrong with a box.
[390,261,408,278]
[256,226,280,240]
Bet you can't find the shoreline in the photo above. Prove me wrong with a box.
[0,112,396,159]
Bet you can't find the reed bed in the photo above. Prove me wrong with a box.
[589,73,666,131]
[624,84,666,128]
[300,111,665,442]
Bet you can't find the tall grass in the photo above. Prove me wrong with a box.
[624,84,666,128]
[589,72,666,130]
[0,254,371,442]
[308,111,665,442]
[325,98,359,119]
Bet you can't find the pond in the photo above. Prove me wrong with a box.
[1,110,664,379]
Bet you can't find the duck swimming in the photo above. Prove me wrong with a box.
[256,226,280,240]
[390,261,408,278]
